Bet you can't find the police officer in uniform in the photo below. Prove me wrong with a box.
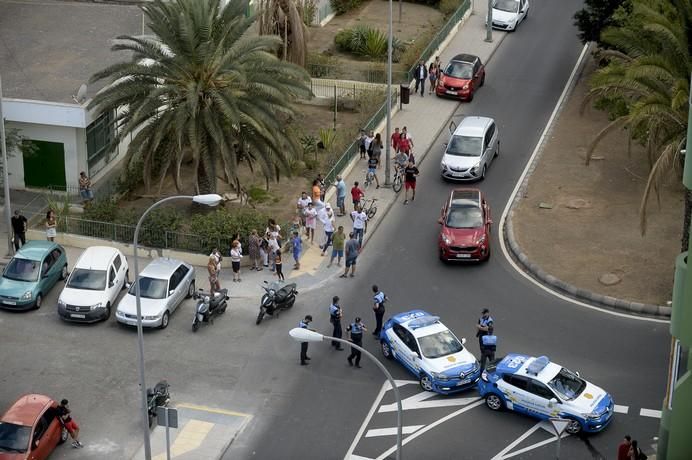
[371,285,387,336]
[298,315,313,365]
[347,317,367,368]
[330,296,344,350]
[475,308,494,350]
[480,326,497,370]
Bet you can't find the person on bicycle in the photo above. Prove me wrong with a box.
[367,156,380,189]
[394,150,408,175]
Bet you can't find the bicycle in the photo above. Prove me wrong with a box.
[392,165,405,193]
[360,198,378,219]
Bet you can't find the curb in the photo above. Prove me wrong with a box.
[500,44,671,319]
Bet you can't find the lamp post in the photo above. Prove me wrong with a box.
[288,328,403,460]
[384,0,394,187]
[485,0,493,42]
[0,75,14,256]
[134,194,222,460]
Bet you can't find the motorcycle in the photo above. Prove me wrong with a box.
[256,280,298,325]
[147,380,170,428]
[192,288,229,332]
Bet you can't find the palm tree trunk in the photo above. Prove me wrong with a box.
[682,189,692,252]
[197,162,215,195]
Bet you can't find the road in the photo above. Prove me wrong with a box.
[224,0,670,459]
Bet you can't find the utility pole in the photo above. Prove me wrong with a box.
[0,75,14,256]
[384,0,393,187]
[485,0,493,42]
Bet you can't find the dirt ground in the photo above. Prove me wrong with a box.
[512,58,683,306]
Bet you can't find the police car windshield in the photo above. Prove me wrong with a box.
[418,330,463,359]
[547,368,586,400]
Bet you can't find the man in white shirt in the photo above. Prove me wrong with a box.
[364,131,374,156]
[350,206,368,247]
[296,192,312,227]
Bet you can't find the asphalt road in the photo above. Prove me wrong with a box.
[224,0,670,459]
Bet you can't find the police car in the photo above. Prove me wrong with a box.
[478,354,614,434]
[379,310,481,394]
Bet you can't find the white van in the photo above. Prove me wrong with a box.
[440,116,499,181]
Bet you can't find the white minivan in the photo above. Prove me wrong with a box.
[58,246,129,323]
[440,116,499,181]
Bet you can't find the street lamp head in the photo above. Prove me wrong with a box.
[289,327,324,343]
[192,194,223,207]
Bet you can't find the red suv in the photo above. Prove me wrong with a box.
[435,54,485,101]
[438,188,492,262]
[0,395,68,459]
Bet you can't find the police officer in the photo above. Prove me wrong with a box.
[480,326,497,370]
[329,296,344,351]
[475,308,494,350]
[298,315,313,365]
[371,285,387,336]
[347,317,367,368]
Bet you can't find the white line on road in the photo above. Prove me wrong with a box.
[613,404,629,414]
[500,432,569,459]
[378,390,480,413]
[348,455,375,460]
[365,425,425,438]
[640,408,662,418]
[490,421,544,460]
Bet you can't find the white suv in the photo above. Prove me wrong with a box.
[441,116,499,181]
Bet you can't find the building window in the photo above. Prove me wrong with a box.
[86,110,115,175]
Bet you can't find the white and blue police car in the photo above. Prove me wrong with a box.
[379,310,481,394]
[478,354,614,434]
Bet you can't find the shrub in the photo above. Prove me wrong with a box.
[301,0,317,25]
[83,199,121,222]
[439,0,462,16]
[334,26,404,61]
[335,30,352,52]
[330,0,363,15]
[359,27,388,60]
[247,186,273,204]
[307,52,341,78]
[188,208,270,254]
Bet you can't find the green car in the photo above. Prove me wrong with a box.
[0,241,68,311]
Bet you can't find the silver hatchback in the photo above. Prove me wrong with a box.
[440,116,500,181]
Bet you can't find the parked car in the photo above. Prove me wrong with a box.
[490,0,529,31]
[57,246,129,323]
[116,257,195,329]
[435,54,485,101]
[0,241,68,311]
[0,394,68,460]
[440,116,499,181]
[478,354,615,434]
[438,188,492,262]
[379,310,481,394]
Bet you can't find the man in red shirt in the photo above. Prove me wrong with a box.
[351,182,365,211]
[390,127,401,153]
[617,435,631,460]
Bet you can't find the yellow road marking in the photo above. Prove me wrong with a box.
[176,402,251,418]
[152,420,214,460]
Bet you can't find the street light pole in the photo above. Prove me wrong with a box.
[0,76,14,256]
[289,328,403,460]
[133,194,222,460]
[384,0,393,187]
[485,0,493,42]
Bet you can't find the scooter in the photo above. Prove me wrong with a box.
[192,288,229,332]
[147,380,170,428]
[256,280,298,325]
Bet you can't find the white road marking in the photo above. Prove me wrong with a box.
[640,408,662,418]
[365,425,425,438]
[348,456,375,460]
[613,404,629,414]
[378,390,480,413]
[500,432,569,459]
[497,42,669,324]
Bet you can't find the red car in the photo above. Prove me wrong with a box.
[435,54,485,101]
[0,394,68,460]
[438,188,492,262]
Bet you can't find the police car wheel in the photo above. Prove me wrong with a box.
[485,393,504,411]
[419,374,434,392]
[381,341,393,359]
[565,419,582,435]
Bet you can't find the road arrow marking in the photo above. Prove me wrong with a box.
[365,425,425,437]
[379,390,480,413]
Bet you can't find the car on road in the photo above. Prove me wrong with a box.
[440,116,499,181]
[438,188,492,262]
[0,241,68,311]
[478,354,615,434]
[115,257,195,329]
[435,54,485,101]
[0,394,68,459]
[380,310,481,394]
[490,0,529,31]
[57,246,129,323]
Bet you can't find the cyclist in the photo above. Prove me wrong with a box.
[394,150,408,176]
[366,155,380,188]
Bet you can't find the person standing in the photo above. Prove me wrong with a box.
[335,175,347,216]
[617,435,632,460]
[370,133,383,167]
[248,230,261,271]
[78,171,94,206]
[358,130,367,159]
[297,191,312,228]
[320,204,335,256]
[267,233,280,272]
[351,182,365,211]
[311,179,322,205]
[316,173,326,201]
[364,131,374,157]
[371,285,387,336]
[291,231,302,269]
[274,249,285,281]
[347,317,367,368]
[57,399,83,448]
[428,62,438,94]
[210,247,223,281]
[298,315,313,365]
[403,161,419,205]
[350,206,367,247]
[207,255,219,292]
[628,440,645,460]
[328,226,346,268]
[340,232,359,278]
[260,232,270,269]
[230,241,242,282]
[11,210,27,251]
[479,326,497,370]
[45,209,57,242]
[476,308,494,351]
[329,296,344,350]
[305,202,317,244]
[414,60,428,97]
[391,127,401,154]
[366,155,380,188]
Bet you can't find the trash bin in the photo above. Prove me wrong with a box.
[400,84,410,104]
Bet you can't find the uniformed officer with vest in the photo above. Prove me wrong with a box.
[475,308,494,350]
[329,296,344,350]
[298,315,313,365]
[480,326,497,370]
[347,317,367,368]
[371,285,387,336]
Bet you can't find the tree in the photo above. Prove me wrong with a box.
[573,0,631,46]
[584,0,691,248]
[88,0,312,195]
[257,0,309,67]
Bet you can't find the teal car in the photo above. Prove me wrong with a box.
[0,241,68,311]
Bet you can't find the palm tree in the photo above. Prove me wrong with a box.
[88,0,312,195]
[257,0,309,67]
[583,0,691,248]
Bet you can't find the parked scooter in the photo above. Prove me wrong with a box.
[256,281,298,325]
[147,380,170,428]
[192,288,229,332]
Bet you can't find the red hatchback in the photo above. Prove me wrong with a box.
[435,54,485,101]
[438,188,492,262]
[0,395,68,460]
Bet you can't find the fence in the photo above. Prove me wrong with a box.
[310,78,386,99]
[307,63,410,84]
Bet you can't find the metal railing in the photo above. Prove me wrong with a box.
[310,79,386,99]
[307,63,409,84]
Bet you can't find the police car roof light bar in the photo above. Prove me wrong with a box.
[526,356,550,375]
[408,316,440,330]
